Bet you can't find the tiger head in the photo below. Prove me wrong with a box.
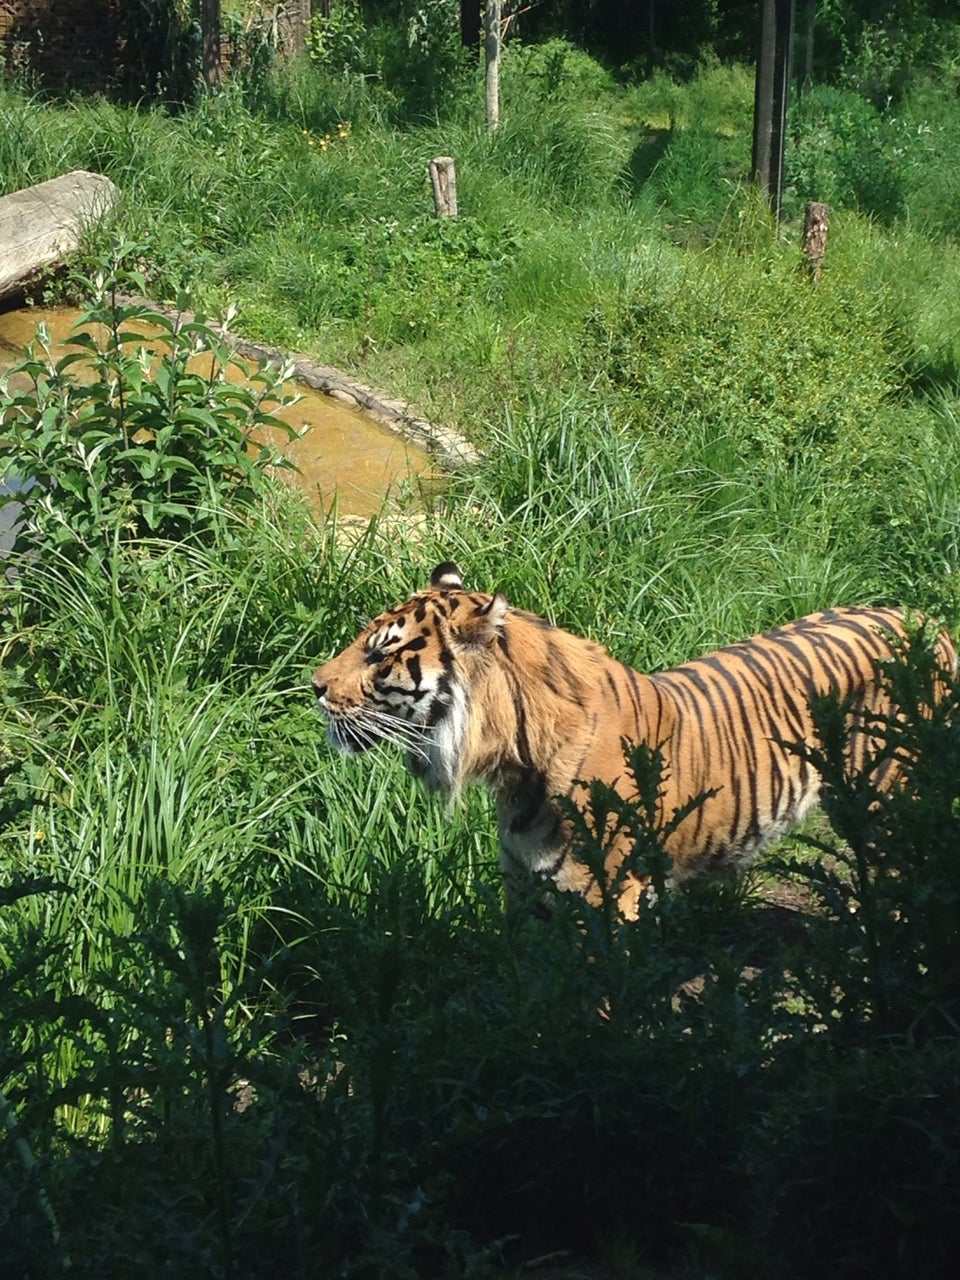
[312,562,509,794]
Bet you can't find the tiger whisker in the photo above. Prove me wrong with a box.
[331,707,431,760]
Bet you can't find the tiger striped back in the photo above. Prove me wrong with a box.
[312,566,956,919]
[644,607,945,873]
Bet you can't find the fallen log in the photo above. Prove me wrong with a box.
[0,170,119,300]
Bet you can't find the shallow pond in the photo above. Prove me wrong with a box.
[0,303,436,519]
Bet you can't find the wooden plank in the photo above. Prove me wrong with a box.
[0,169,119,299]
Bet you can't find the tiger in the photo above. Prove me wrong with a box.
[311,562,957,920]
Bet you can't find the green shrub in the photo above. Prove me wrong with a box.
[503,37,617,105]
[786,83,905,222]
[308,0,471,124]
[757,1038,960,1280]
[307,0,369,77]
[645,122,731,225]
[583,217,897,477]
[489,92,632,205]
[779,630,960,1045]
[0,258,295,564]
[887,80,960,239]
[270,213,512,347]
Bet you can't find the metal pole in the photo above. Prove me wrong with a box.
[752,0,794,218]
[770,0,795,220]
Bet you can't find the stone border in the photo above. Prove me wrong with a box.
[229,333,480,469]
[120,295,480,470]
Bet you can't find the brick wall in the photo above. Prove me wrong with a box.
[0,0,122,90]
[1,2,313,94]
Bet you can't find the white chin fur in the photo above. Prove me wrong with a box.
[420,684,468,793]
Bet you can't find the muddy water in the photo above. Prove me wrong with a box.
[0,304,435,519]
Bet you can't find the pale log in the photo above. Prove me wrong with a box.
[0,170,119,301]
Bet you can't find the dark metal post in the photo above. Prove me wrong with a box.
[752,0,794,218]
[460,1,482,48]
[201,0,222,90]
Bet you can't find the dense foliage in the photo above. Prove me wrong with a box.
[3,10,960,1277]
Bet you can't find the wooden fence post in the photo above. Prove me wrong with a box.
[802,201,829,282]
[428,157,459,218]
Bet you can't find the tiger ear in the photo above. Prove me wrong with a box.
[480,592,509,630]
[430,561,464,591]
[454,591,509,647]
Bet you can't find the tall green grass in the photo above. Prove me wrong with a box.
[5,44,960,438]
[4,37,960,1275]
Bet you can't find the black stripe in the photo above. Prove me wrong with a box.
[604,669,622,710]
[693,655,765,840]
[509,772,548,834]
[620,662,645,726]
[505,667,533,767]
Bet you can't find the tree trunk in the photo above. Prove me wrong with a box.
[485,0,501,132]
[201,0,222,90]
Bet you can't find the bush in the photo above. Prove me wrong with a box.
[503,37,617,104]
[757,1038,960,1280]
[309,0,471,124]
[887,80,960,240]
[747,629,960,1276]
[272,213,512,347]
[582,213,898,478]
[645,122,731,225]
[786,84,905,222]
[0,256,295,565]
[779,629,960,1046]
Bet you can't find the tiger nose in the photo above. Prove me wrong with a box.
[312,674,328,700]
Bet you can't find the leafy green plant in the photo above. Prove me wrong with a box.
[504,37,617,104]
[778,627,960,1045]
[645,122,731,225]
[747,631,960,1279]
[308,0,470,123]
[786,83,905,221]
[273,213,512,348]
[308,0,371,77]
[581,211,900,481]
[0,252,296,564]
